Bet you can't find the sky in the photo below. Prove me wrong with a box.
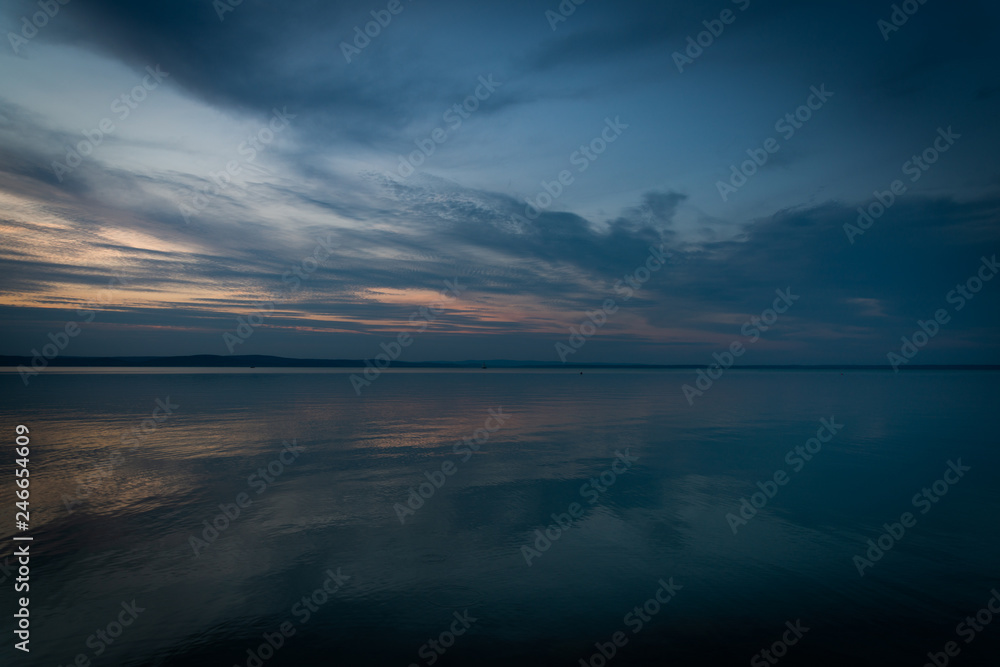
[1,0,999,364]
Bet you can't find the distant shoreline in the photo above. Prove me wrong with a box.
[1,355,998,371]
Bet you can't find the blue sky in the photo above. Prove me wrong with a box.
[1,0,999,363]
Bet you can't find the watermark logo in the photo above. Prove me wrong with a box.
[683,287,799,405]
[7,0,72,54]
[852,459,970,576]
[671,0,751,73]
[716,85,833,202]
[520,449,638,566]
[340,0,415,63]
[844,126,960,244]
[726,417,844,535]
[877,0,931,41]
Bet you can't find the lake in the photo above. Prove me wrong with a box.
[1,369,997,666]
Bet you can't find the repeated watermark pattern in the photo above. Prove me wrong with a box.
[62,396,179,514]
[520,449,638,566]
[886,255,997,371]
[231,567,350,667]
[750,620,810,667]
[189,440,304,557]
[396,75,502,179]
[341,0,416,63]
[393,408,510,523]
[516,117,629,225]
[726,417,844,535]
[877,0,931,41]
[179,106,295,223]
[7,0,72,54]
[51,66,169,182]
[222,235,336,353]
[852,459,970,576]
[55,600,145,666]
[922,588,1000,666]
[349,278,464,394]
[672,0,752,73]
[577,578,682,666]
[844,126,961,244]
[716,85,833,202]
[682,287,799,405]
[555,244,668,362]
[407,610,478,667]
[17,272,130,386]
[545,0,587,31]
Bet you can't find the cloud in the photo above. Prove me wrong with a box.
[1,0,999,362]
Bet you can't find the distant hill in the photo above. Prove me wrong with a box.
[0,354,668,369]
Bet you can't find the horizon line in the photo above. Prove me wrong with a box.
[1,354,998,370]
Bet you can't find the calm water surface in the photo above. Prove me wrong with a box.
[0,369,997,666]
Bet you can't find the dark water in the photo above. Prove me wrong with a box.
[1,369,998,666]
